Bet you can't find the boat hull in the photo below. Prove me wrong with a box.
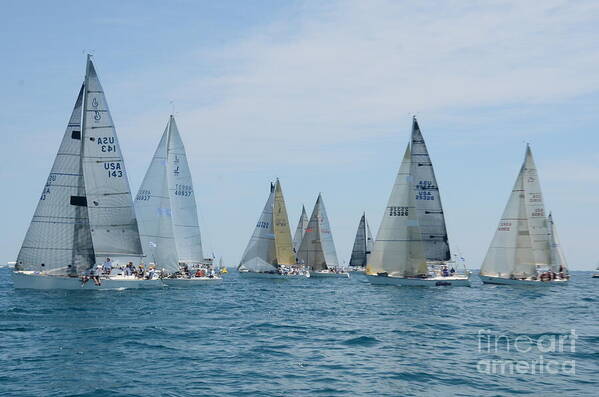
[311,270,350,278]
[366,274,471,287]
[238,271,310,279]
[479,275,569,285]
[162,277,223,287]
[592,274,599,278]
[12,271,163,290]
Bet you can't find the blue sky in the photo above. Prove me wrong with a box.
[1,0,598,270]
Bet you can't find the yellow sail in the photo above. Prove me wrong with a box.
[273,179,296,265]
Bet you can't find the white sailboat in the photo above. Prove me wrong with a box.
[238,180,309,278]
[135,116,221,287]
[13,56,161,289]
[293,205,309,253]
[479,145,569,285]
[297,194,349,278]
[348,213,374,271]
[366,119,470,287]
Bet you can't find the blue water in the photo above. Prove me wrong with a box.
[1,268,597,396]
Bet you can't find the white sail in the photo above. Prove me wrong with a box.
[135,123,178,272]
[293,205,309,253]
[166,116,204,264]
[522,146,550,265]
[16,85,95,275]
[81,56,143,262]
[367,145,427,277]
[548,213,568,273]
[349,213,371,267]
[297,194,339,271]
[480,161,536,277]
[410,117,450,262]
[238,183,277,272]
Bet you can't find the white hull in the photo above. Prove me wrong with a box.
[479,275,569,285]
[366,274,471,287]
[162,277,223,287]
[238,271,310,279]
[311,270,350,278]
[12,271,163,290]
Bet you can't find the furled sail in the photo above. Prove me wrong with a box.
[135,122,178,272]
[16,85,95,275]
[293,205,309,253]
[297,194,339,271]
[367,145,427,277]
[273,179,295,265]
[521,146,550,265]
[410,117,450,262]
[548,213,568,273]
[238,184,277,272]
[166,116,204,264]
[480,158,536,277]
[81,56,143,262]
[349,213,373,267]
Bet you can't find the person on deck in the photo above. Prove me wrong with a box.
[102,258,113,275]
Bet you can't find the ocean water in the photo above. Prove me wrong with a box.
[0,268,597,397]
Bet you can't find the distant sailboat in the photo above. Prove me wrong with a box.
[293,205,309,253]
[238,180,309,277]
[297,194,349,278]
[13,56,161,289]
[366,118,470,286]
[480,145,569,285]
[348,213,374,270]
[135,116,221,286]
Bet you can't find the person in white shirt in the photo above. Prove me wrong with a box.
[102,258,113,275]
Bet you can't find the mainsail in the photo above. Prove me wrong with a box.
[135,121,178,272]
[297,193,339,271]
[166,117,204,264]
[548,213,568,273]
[367,145,427,277]
[273,179,295,265]
[81,56,143,262]
[293,205,309,253]
[238,183,277,272]
[349,213,374,267]
[16,85,95,275]
[480,151,536,277]
[410,117,450,262]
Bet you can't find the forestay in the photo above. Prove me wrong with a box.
[410,118,450,262]
[367,145,427,277]
[135,122,179,272]
[16,85,95,275]
[166,117,204,264]
[81,56,143,262]
[238,184,277,272]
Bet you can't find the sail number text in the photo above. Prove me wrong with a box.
[415,180,435,200]
[105,162,123,178]
[389,206,408,216]
[257,221,269,229]
[136,189,151,201]
[174,184,193,196]
[498,221,511,231]
[97,136,117,153]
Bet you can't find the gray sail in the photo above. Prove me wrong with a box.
[297,193,339,271]
[238,183,277,272]
[292,205,309,252]
[548,213,568,273]
[135,123,179,272]
[410,117,450,261]
[166,116,204,264]
[16,85,95,275]
[81,56,143,262]
[349,213,369,267]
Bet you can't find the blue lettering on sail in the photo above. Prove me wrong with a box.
[104,162,123,178]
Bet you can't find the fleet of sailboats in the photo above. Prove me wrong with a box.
[10,57,584,289]
[479,146,569,285]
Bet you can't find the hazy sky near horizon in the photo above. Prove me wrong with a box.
[1,0,598,270]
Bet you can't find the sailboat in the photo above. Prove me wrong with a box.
[135,116,221,286]
[480,146,569,285]
[366,118,470,286]
[238,180,309,278]
[348,213,374,271]
[12,56,161,289]
[293,205,309,253]
[297,194,349,278]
